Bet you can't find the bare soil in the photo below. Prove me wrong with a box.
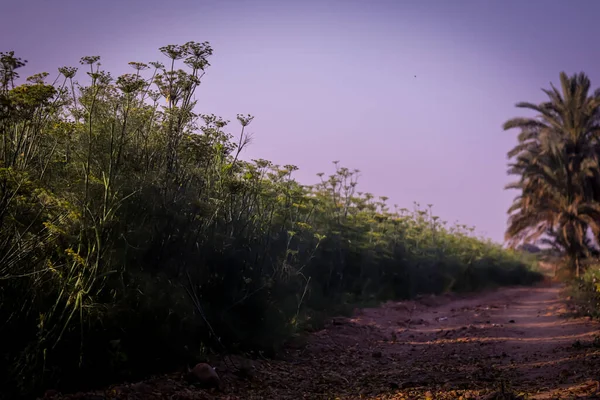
[47,282,600,400]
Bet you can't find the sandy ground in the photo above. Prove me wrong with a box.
[47,282,600,400]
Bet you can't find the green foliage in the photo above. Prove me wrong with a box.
[565,265,600,319]
[0,43,540,398]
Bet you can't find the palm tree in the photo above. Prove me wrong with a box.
[504,72,600,277]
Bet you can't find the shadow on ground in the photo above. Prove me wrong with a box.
[45,284,600,400]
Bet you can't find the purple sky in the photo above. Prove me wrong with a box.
[3,0,600,243]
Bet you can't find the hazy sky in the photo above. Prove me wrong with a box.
[3,0,599,243]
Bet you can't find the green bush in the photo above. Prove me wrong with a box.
[566,266,600,319]
[0,45,541,398]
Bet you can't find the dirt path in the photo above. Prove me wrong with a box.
[50,283,600,400]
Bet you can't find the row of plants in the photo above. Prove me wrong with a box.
[0,43,540,398]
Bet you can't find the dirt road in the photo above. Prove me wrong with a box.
[52,283,600,399]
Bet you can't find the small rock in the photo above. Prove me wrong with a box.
[372,350,382,358]
[509,320,515,323]
[185,363,222,390]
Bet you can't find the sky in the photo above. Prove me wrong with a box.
[2,0,600,243]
